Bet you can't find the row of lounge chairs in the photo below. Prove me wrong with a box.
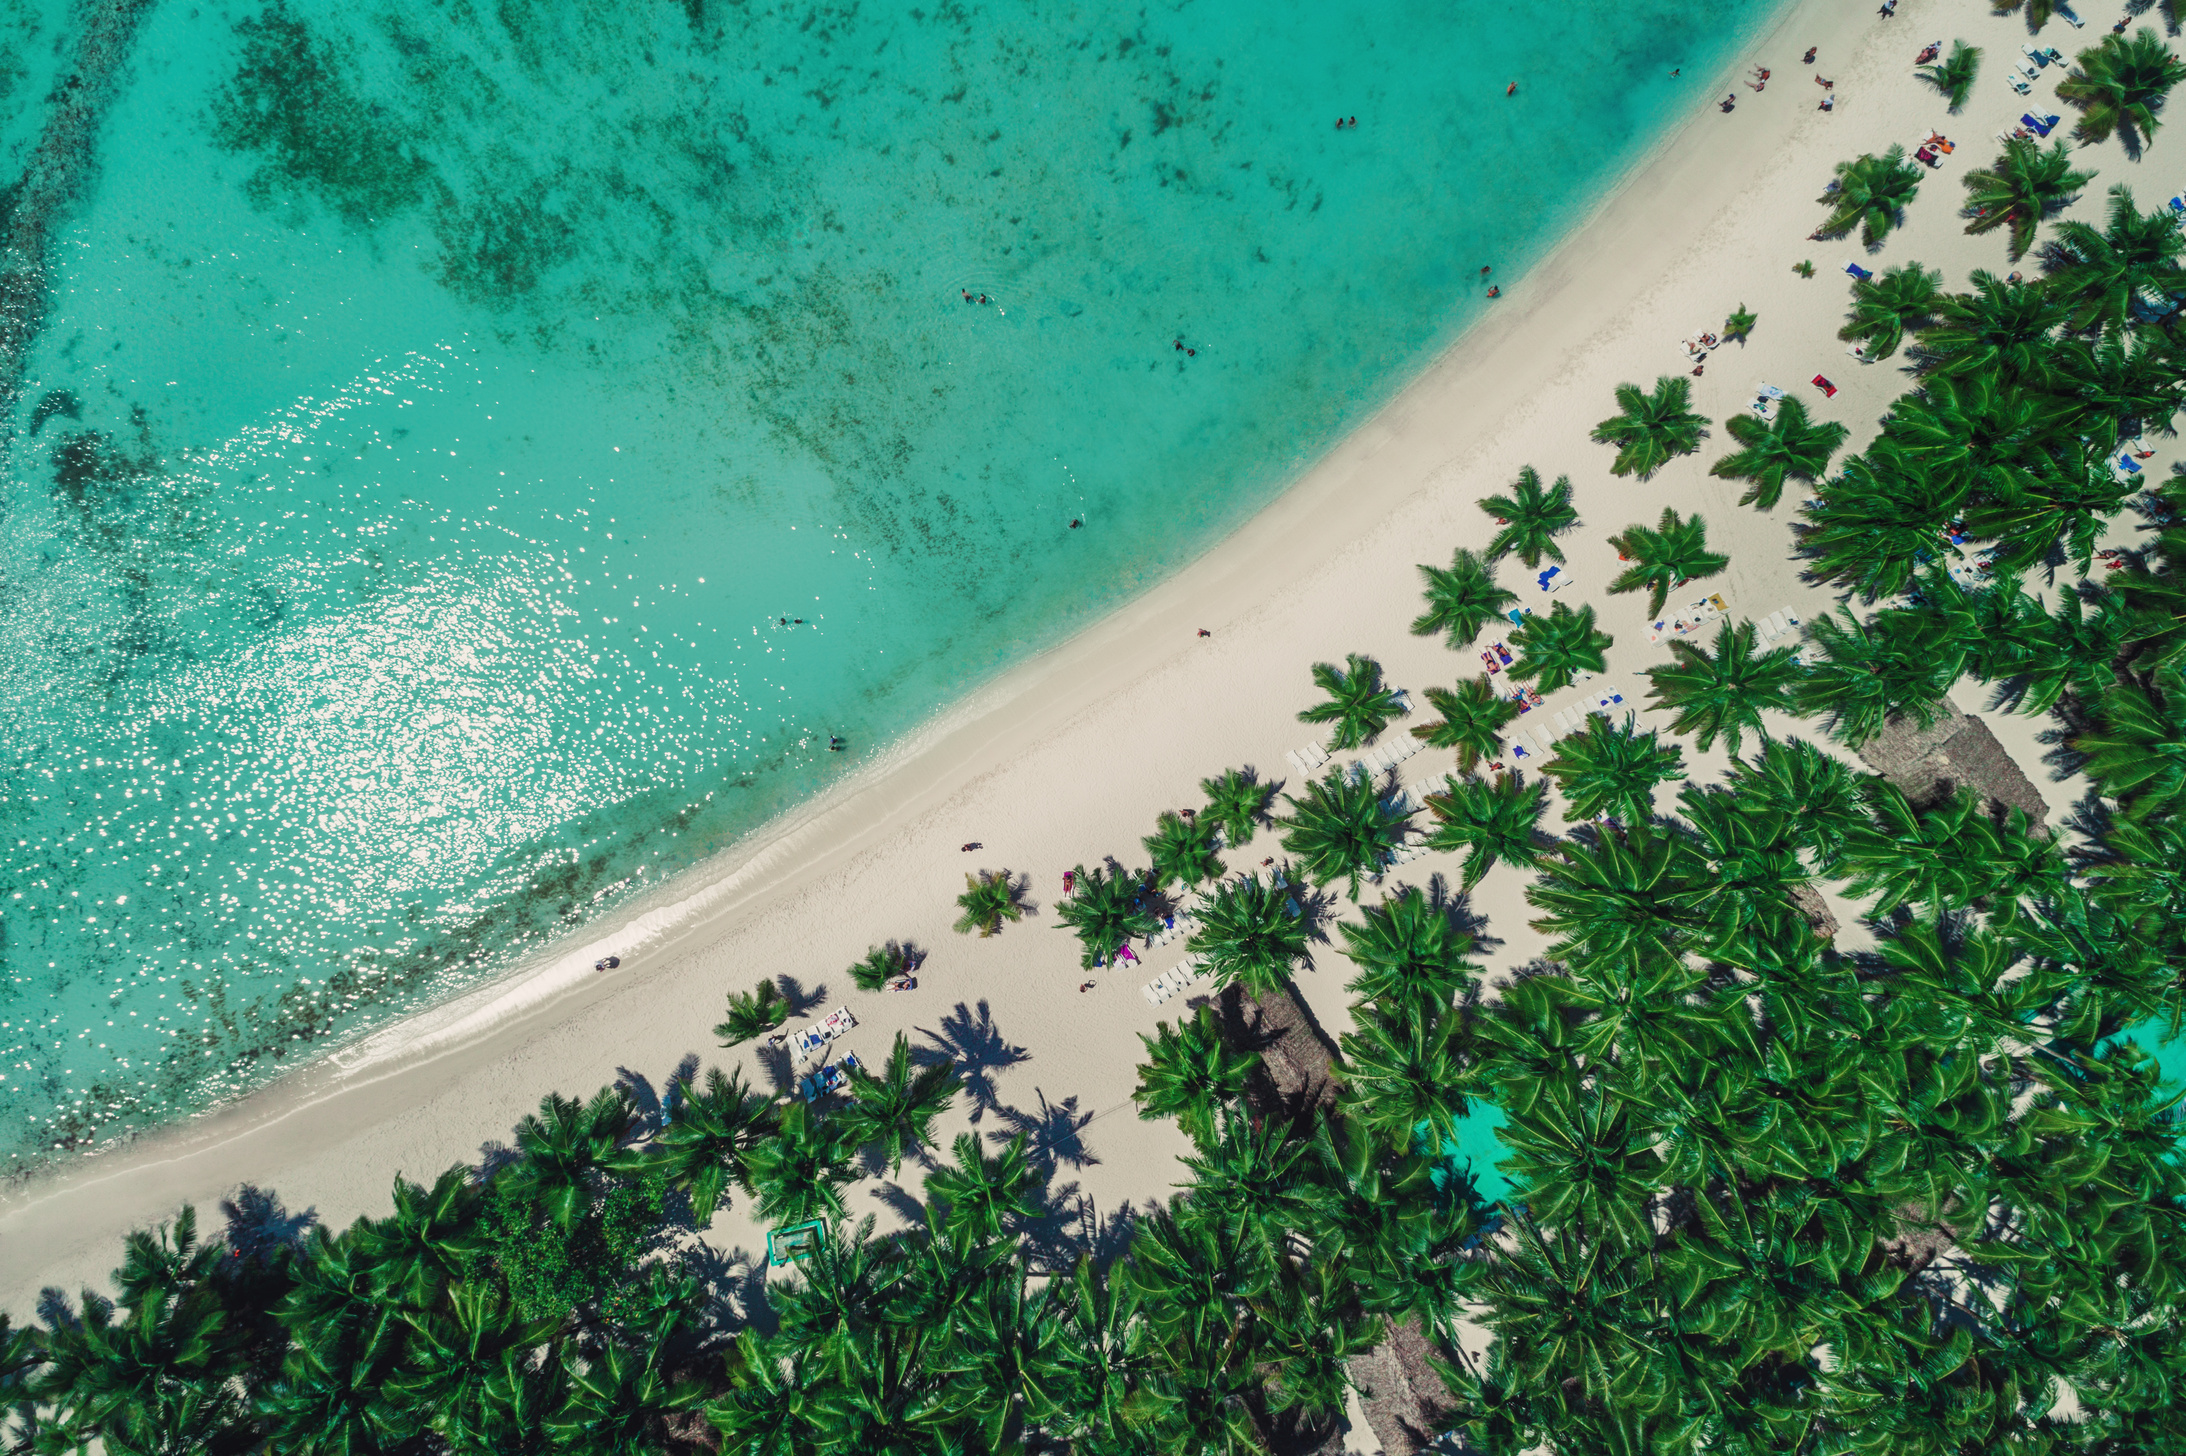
[1142,954,1214,1006]
[1754,606,1806,647]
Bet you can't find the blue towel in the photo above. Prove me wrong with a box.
[1845,263,1874,281]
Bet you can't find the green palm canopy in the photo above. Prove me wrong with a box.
[740,1101,854,1228]
[2042,184,2186,337]
[1421,772,1551,889]
[1186,871,1316,996]
[924,1133,1046,1244]
[1132,1004,1259,1146]
[1337,1002,1474,1155]
[635,1067,774,1226]
[846,941,914,992]
[1793,606,1963,748]
[952,868,1027,937]
[1296,652,1404,750]
[1337,884,1481,1014]
[1709,396,1848,511]
[1143,810,1223,889]
[1539,712,1687,825]
[1590,376,1710,480]
[1279,766,1412,901]
[840,1033,959,1176]
[2071,665,2186,823]
[1410,546,1518,648]
[1477,466,1579,567]
[2058,27,2186,157]
[1410,677,1520,773]
[1838,260,1943,360]
[1961,137,2096,260]
[1508,600,1613,695]
[1199,767,1276,849]
[1606,507,1729,617]
[1818,146,1923,247]
[713,979,788,1047]
[1918,40,1980,111]
[1643,618,1801,755]
[1054,863,1159,969]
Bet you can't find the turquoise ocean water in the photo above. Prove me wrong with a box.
[0,0,1784,1170]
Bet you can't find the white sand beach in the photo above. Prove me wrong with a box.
[0,0,2142,1315]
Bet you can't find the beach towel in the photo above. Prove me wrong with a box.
[1843,262,1873,281]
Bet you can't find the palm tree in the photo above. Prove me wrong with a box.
[1279,765,1411,899]
[1337,884,1481,1012]
[1792,606,1962,748]
[1722,736,1869,874]
[1606,507,1729,616]
[1915,268,2069,381]
[1819,147,1923,246]
[1337,1002,1474,1153]
[1187,872,1316,996]
[1795,447,1956,603]
[846,941,914,992]
[1539,713,1686,824]
[1643,618,1801,754]
[1297,653,1404,750]
[546,1336,705,1455]
[1723,303,1757,342]
[2072,667,2186,821]
[1840,261,1945,359]
[925,1133,1046,1243]
[385,1285,560,1452]
[840,1032,960,1176]
[1144,811,1222,890]
[2043,184,2186,337]
[706,1331,820,1456]
[1918,40,1981,111]
[714,979,788,1047]
[1410,678,1520,773]
[741,1101,854,1227]
[1508,600,1613,694]
[1962,137,2097,258]
[504,1086,630,1231]
[1526,824,1707,966]
[1709,396,1848,510]
[354,1167,485,1309]
[953,868,1026,937]
[1421,773,1551,888]
[1054,864,1159,968]
[2058,28,2186,156]
[1590,376,1709,480]
[636,1066,773,1226]
[1200,767,1276,849]
[1410,546,1518,649]
[1133,1005,1259,1145]
[1477,467,1578,567]
[35,1282,239,1456]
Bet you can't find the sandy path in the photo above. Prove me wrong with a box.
[0,0,2139,1314]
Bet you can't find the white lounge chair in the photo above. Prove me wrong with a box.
[1765,611,1788,638]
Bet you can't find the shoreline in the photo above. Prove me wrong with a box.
[13,0,1798,1146]
[1,0,2055,1309]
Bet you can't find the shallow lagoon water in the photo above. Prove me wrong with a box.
[0,0,1785,1168]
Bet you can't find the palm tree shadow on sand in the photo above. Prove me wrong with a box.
[986,1088,1101,1171]
[916,999,1027,1125]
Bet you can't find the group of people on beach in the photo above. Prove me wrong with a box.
[1720,45,1833,112]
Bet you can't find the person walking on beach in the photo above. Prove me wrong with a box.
[1803,46,1817,63]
